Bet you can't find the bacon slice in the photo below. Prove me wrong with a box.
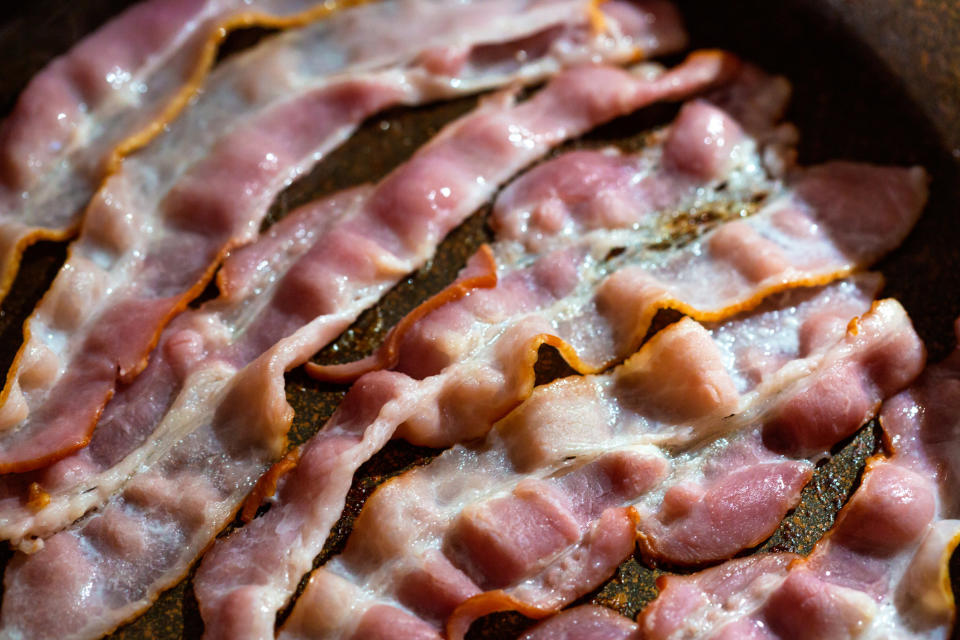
[0,50,738,640]
[0,0,396,302]
[0,0,692,474]
[639,324,960,640]
[275,278,922,640]
[198,79,926,639]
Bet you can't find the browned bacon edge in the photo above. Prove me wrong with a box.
[307,245,500,383]
[0,0,369,302]
[241,448,301,524]
[309,262,869,388]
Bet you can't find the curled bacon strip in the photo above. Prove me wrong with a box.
[309,244,499,383]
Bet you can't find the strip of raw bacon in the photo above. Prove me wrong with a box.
[198,84,926,638]
[639,323,960,640]
[0,46,728,547]
[277,278,922,640]
[0,52,733,640]
[0,0,692,474]
[0,0,380,301]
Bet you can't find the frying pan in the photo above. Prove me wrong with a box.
[0,0,957,637]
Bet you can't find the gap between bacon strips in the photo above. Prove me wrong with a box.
[194,68,927,639]
[0,47,740,640]
[0,0,690,473]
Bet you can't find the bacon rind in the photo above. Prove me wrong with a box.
[0,0,382,303]
[0,0,688,474]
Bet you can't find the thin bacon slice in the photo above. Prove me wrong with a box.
[198,79,926,639]
[639,324,960,640]
[0,52,734,640]
[0,0,691,474]
[0,0,382,301]
[276,278,922,640]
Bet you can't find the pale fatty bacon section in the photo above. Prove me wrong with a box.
[193,52,753,640]
[0,33,731,640]
[0,0,395,302]
[639,324,960,640]
[197,62,928,640]
[0,0,690,475]
[279,277,922,640]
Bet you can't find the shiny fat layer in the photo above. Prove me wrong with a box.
[278,278,922,640]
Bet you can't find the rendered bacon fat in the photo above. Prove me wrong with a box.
[0,0,692,474]
[278,278,923,640]
[198,77,926,639]
[0,50,739,640]
[639,324,960,640]
[0,0,381,301]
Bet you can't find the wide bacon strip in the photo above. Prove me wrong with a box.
[0,53,736,640]
[0,0,691,474]
[277,278,922,640]
[0,0,382,301]
[196,84,926,639]
[639,325,960,640]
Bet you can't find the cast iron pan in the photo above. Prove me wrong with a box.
[0,1,958,637]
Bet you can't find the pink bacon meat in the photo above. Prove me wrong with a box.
[0,52,733,640]
[0,0,691,473]
[0,0,378,302]
[639,322,960,639]
[277,278,922,640]
[196,80,926,639]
